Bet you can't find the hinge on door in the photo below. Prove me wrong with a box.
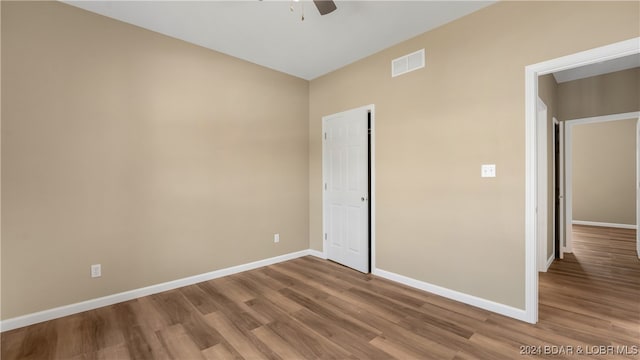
[324,183,327,190]
[324,233,327,240]
[324,132,327,140]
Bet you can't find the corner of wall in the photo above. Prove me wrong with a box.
[307,79,314,252]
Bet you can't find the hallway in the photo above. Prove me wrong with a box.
[539,225,639,356]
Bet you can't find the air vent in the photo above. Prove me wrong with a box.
[391,49,425,77]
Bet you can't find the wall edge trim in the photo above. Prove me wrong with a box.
[0,249,312,332]
[372,268,528,322]
[572,220,637,230]
[545,254,555,271]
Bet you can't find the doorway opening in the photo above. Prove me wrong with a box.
[322,104,375,274]
[564,114,639,252]
[524,37,640,324]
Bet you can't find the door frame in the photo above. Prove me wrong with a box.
[524,37,640,324]
[553,117,564,261]
[536,98,549,272]
[321,104,376,272]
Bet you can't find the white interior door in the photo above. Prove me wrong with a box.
[323,107,369,273]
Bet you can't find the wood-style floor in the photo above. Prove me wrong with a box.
[2,225,639,359]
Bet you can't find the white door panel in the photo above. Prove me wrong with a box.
[323,107,369,273]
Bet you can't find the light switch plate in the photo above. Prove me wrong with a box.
[91,264,101,278]
[481,164,496,178]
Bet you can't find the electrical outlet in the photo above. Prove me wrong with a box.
[481,164,496,178]
[91,264,101,278]
[274,233,280,243]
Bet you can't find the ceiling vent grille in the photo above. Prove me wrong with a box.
[391,49,425,77]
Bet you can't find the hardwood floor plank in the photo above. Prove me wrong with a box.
[197,281,263,332]
[369,336,432,360]
[52,313,86,358]
[282,290,383,338]
[278,288,378,341]
[323,295,459,359]
[179,284,219,316]
[289,308,390,359]
[250,269,289,291]
[149,290,196,326]
[402,309,475,340]
[97,343,132,360]
[130,297,171,332]
[92,306,126,350]
[73,308,126,357]
[111,301,167,360]
[4,321,58,360]
[201,343,242,360]
[181,312,222,351]
[155,324,205,360]
[204,311,280,360]
[243,296,291,325]
[265,316,355,360]
[354,280,427,309]
[345,286,424,320]
[297,256,372,284]
[149,289,224,352]
[278,259,355,292]
[481,315,581,351]
[232,271,280,294]
[252,325,310,360]
[1,328,27,360]
[419,295,491,323]
[466,333,542,360]
[76,343,132,360]
[217,277,257,303]
[122,300,174,360]
[273,262,352,299]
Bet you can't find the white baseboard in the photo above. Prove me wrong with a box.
[572,220,637,230]
[0,249,312,332]
[372,268,528,323]
[546,254,555,270]
[307,249,326,259]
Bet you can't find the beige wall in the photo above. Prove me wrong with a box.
[572,120,637,225]
[1,2,309,319]
[558,67,640,120]
[309,1,639,309]
[538,74,559,259]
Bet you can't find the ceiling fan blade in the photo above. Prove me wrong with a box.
[313,0,337,15]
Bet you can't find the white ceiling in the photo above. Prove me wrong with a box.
[64,1,495,80]
[553,53,640,83]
